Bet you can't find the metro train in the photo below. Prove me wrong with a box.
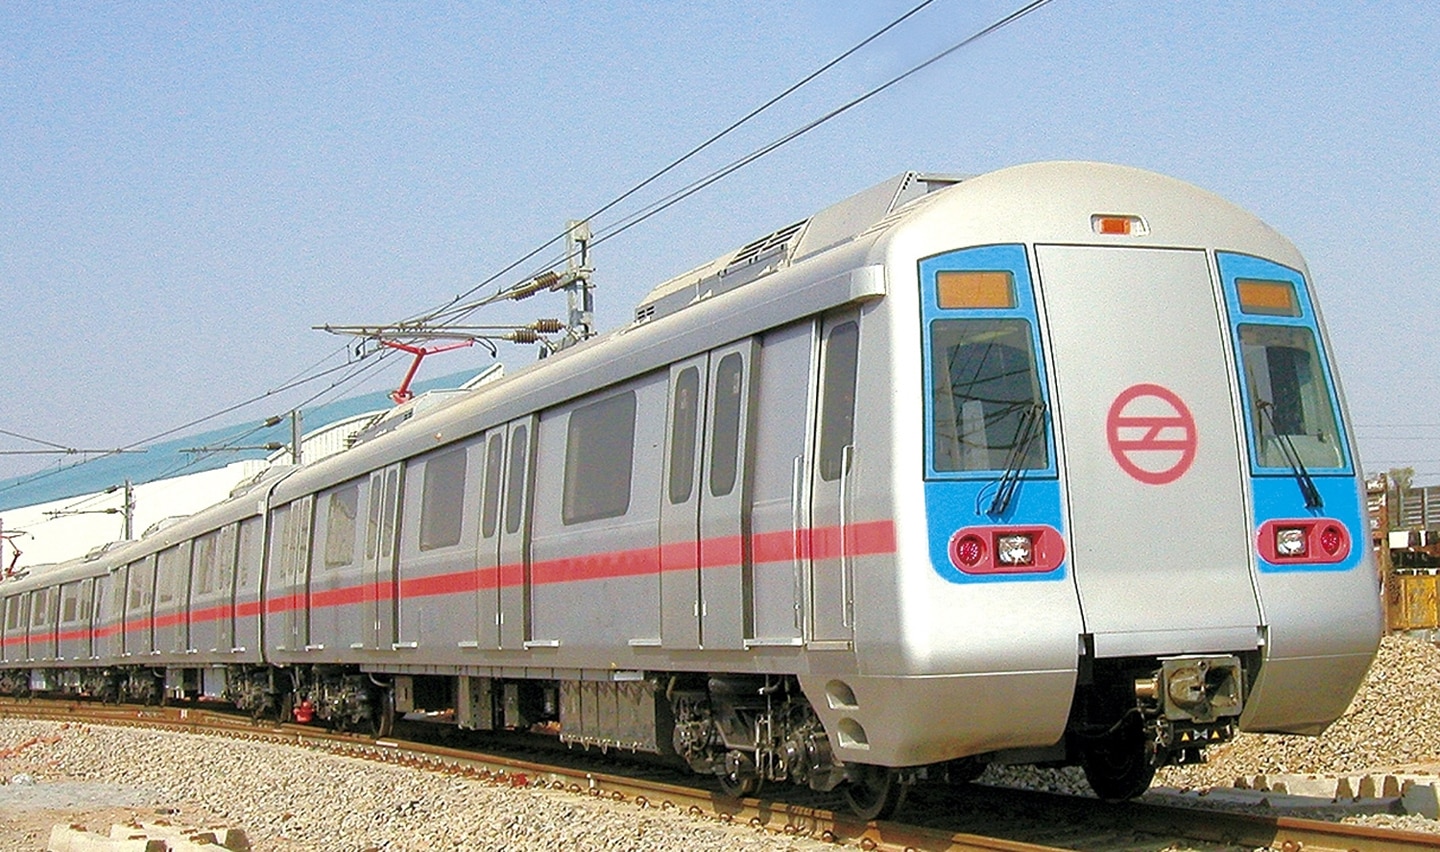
[0,162,1383,818]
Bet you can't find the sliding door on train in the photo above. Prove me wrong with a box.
[363,466,401,651]
[659,341,757,651]
[809,312,861,646]
[1036,246,1260,656]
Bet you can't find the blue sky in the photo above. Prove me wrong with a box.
[2,2,1437,482]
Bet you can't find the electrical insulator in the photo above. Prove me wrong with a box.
[532,319,563,333]
[509,329,540,344]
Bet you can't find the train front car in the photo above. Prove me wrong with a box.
[823,161,1382,807]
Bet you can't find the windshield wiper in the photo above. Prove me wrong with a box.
[988,401,1046,516]
[1257,399,1323,509]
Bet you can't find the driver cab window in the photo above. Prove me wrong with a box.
[1239,324,1343,470]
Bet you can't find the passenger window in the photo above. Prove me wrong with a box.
[668,368,700,505]
[127,563,147,611]
[156,547,183,604]
[929,318,1048,473]
[563,392,637,524]
[365,479,382,560]
[505,425,529,535]
[31,589,48,627]
[819,322,860,482]
[217,526,238,594]
[420,444,468,551]
[1239,324,1344,470]
[482,433,504,538]
[710,353,744,497]
[378,473,396,560]
[194,533,217,595]
[3,597,16,630]
[325,484,360,566]
[62,587,78,624]
[237,519,261,590]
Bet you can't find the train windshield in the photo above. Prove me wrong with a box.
[929,318,1048,473]
[1238,324,1345,470]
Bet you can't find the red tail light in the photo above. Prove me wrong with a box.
[952,534,985,568]
[1319,524,1344,556]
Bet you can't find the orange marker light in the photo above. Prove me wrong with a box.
[1237,279,1301,317]
[937,270,1015,309]
[1091,214,1149,237]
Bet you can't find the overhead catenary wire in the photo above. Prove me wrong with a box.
[412,0,949,328]
[1,0,1060,494]
[0,348,399,497]
[426,0,1058,331]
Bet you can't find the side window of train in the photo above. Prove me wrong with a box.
[505,425,530,535]
[419,444,468,551]
[563,391,637,525]
[127,562,146,611]
[482,432,504,538]
[31,588,49,627]
[156,547,183,604]
[819,321,860,482]
[194,531,217,596]
[61,584,78,624]
[324,483,360,567]
[3,596,15,631]
[669,367,701,505]
[237,518,262,591]
[710,353,744,498]
[80,580,94,623]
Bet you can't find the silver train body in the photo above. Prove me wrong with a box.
[1,162,1383,809]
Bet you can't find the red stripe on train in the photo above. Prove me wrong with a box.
[15,520,896,644]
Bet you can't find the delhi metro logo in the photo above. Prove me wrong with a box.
[1105,383,1198,485]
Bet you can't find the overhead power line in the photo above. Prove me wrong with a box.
[426,0,1058,330]
[1,0,1061,494]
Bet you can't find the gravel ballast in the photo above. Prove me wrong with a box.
[0,720,830,851]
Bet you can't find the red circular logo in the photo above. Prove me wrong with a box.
[1105,383,1197,485]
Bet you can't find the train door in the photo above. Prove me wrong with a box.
[1,594,16,663]
[475,429,505,649]
[153,543,192,654]
[661,356,708,650]
[809,313,861,645]
[234,516,265,654]
[30,587,55,662]
[80,578,97,661]
[278,496,314,652]
[498,416,536,650]
[364,465,402,651]
[1036,246,1259,655]
[106,564,127,658]
[126,557,156,656]
[700,340,757,649]
[215,523,238,654]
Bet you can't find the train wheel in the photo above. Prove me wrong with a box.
[369,688,396,739]
[1079,729,1156,802]
[843,764,908,821]
[718,750,761,798]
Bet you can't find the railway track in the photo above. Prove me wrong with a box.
[3,696,1438,852]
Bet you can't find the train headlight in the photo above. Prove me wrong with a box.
[1275,527,1307,558]
[996,534,1034,566]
